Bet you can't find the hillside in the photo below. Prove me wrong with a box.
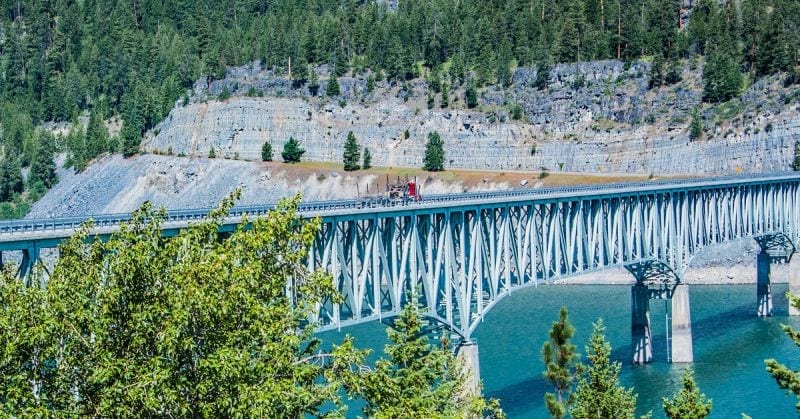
[144,59,800,174]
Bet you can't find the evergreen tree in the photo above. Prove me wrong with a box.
[342,131,361,171]
[28,132,58,190]
[337,292,505,418]
[86,112,109,160]
[794,142,800,172]
[362,147,372,170]
[766,293,800,412]
[309,69,320,96]
[208,146,216,158]
[466,80,478,109]
[0,156,24,202]
[423,131,445,171]
[570,320,639,419]
[690,108,703,140]
[326,75,340,97]
[662,368,712,419]
[440,83,450,108]
[541,307,579,419]
[282,137,305,163]
[534,61,552,90]
[261,142,273,162]
[703,49,743,103]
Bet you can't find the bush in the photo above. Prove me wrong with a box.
[217,87,232,101]
[511,104,523,120]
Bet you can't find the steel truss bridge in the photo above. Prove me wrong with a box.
[2,174,800,362]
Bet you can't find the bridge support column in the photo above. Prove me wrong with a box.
[631,285,652,364]
[757,252,773,317]
[671,284,693,363]
[790,256,800,316]
[457,341,481,397]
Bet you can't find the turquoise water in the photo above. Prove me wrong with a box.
[320,284,800,418]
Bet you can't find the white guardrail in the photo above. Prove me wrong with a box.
[2,173,800,236]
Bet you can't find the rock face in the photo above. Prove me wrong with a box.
[146,59,800,175]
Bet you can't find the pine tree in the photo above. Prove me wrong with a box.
[466,80,478,109]
[282,137,305,163]
[766,293,800,412]
[326,75,340,97]
[541,307,579,419]
[28,132,58,189]
[0,156,24,202]
[342,131,361,171]
[261,142,273,162]
[309,69,320,96]
[208,146,216,158]
[338,292,505,418]
[440,83,449,108]
[423,131,445,172]
[794,142,800,172]
[570,320,639,419]
[362,147,372,170]
[85,112,109,160]
[690,108,703,140]
[662,368,712,419]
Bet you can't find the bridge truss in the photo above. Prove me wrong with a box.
[309,177,800,340]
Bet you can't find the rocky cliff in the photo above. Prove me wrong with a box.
[144,60,800,175]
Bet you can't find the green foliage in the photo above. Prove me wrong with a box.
[343,131,361,171]
[441,83,450,108]
[534,62,552,90]
[570,320,640,419]
[362,147,372,170]
[208,146,216,159]
[423,131,445,172]
[86,112,109,160]
[282,137,305,163]
[690,108,703,140]
[662,368,712,419]
[794,142,800,172]
[0,156,24,201]
[327,76,341,97]
[466,80,479,109]
[261,142,273,162]
[766,293,800,412]
[217,86,232,101]
[541,307,579,419]
[511,104,524,121]
[366,74,376,93]
[309,69,320,96]
[0,193,364,416]
[337,293,504,418]
[28,132,57,189]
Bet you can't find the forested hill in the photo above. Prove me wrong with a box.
[0,0,798,217]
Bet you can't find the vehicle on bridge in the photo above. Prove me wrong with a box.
[358,176,422,208]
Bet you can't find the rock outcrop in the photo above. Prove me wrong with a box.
[145,60,800,175]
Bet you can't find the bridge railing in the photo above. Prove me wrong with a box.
[1,173,799,236]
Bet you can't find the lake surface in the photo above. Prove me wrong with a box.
[320,283,800,418]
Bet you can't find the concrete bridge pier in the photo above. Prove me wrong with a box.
[671,284,694,363]
[456,340,481,397]
[756,252,773,317]
[631,284,653,364]
[790,256,800,316]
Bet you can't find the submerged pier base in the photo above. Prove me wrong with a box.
[757,252,773,317]
[671,284,694,363]
[631,284,653,364]
[457,341,481,397]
